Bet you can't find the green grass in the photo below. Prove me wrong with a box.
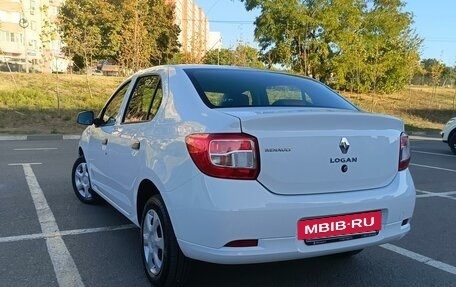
[342,86,456,132]
[0,72,122,134]
[0,72,455,134]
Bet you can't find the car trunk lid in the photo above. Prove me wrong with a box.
[222,108,403,195]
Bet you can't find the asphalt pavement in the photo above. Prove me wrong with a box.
[0,136,455,287]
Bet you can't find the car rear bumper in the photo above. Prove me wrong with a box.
[178,220,409,264]
[164,170,415,264]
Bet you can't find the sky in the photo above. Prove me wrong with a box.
[193,0,456,66]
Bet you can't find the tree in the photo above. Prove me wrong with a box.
[106,0,180,69]
[441,65,456,87]
[151,1,181,65]
[415,58,455,87]
[116,0,152,70]
[202,44,264,68]
[240,0,422,93]
[58,0,180,72]
[58,0,108,70]
[430,60,444,88]
[361,0,421,93]
[233,44,264,68]
[39,5,61,72]
[203,48,233,65]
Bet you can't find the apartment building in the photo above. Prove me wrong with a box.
[0,0,65,73]
[0,0,216,72]
[167,0,212,61]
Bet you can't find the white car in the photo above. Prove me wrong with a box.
[73,65,416,286]
[441,117,456,154]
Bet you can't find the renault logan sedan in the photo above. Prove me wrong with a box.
[73,65,415,286]
[441,117,456,154]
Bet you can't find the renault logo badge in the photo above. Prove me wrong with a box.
[339,138,350,154]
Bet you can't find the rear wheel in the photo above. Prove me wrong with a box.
[71,156,101,204]
[141,195,190,287]
[449,132,456,155]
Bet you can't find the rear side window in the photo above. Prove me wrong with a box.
[184,68,357,110]
[123,75,162,123]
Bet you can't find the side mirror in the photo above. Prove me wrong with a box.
[76,111,95,125]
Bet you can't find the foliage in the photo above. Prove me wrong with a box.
[202,48,233,65]
[202,44,264,68]
[430,61,445,87]
[412,58,456,87]
[233,45,264,68]
[39,5,61,71]
[240,0,422,93]
[58,0,180,71]
[58,0,105,70]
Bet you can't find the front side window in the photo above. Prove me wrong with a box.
[99,81,130,126]
[123,75,162,123]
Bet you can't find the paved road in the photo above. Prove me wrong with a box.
[0,136,455,287]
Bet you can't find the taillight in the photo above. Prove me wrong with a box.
[185,133,260,179]
[399,132,411,171]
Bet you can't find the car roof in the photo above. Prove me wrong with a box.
[136,64,317,82]
[140,64,257,73]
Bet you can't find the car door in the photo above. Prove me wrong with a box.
[85,81,131,197]
[104,74,164,215]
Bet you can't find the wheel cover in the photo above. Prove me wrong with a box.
[74,162,92,200]
[143,209,164,276]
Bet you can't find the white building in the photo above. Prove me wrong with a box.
[167,0,220,61]
[0,0,66,73]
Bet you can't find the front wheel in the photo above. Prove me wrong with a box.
[141,195,190,287]
[449,132,456,155]
[71,156,101,204]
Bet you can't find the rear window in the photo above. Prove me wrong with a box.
[184,68,357,110]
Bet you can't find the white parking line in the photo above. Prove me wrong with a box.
[415,190,456,200]
[8,163,43,166]
[412,150,456,158]
[0,224,136,244]
[381,244,456,276]
[0,135,27,141]
[14,148,58,151]
[3,161,454,283]
[20,163,85,287]
[63,135,81,140]
[410,163,456,173]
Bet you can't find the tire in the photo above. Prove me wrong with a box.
[449,132,456,155]
[141,195,190,287]
[332,249,364,258]
[71,156,101,204]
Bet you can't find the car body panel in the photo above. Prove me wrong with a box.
[76,65,416,264]
[223,109,403,195]
[166,169,415,263]
[441,117,456,143]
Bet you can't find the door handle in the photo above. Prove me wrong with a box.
[102,138,108,145]
[131,141,140,150]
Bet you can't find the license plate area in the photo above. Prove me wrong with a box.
[298,210,382,244]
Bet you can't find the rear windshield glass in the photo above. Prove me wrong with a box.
[184,68,357,110]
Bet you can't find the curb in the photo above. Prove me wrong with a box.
[0,135,81,141]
